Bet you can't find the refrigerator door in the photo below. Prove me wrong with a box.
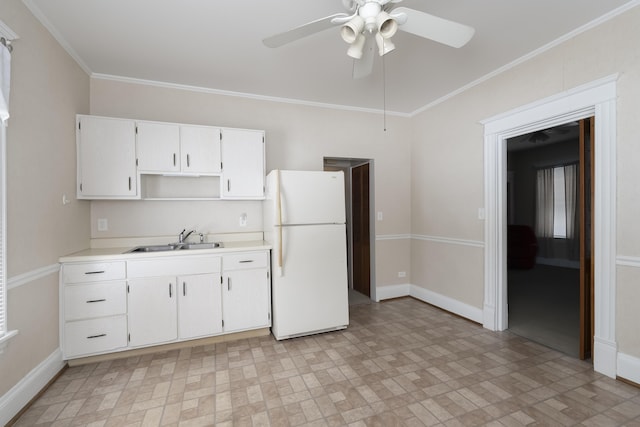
[267,170,346,226]
[271,223,349,340]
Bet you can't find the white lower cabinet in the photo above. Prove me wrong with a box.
[177,273,223,339]
[127,276,178,347]
[61,250,269,359]
[222,251,271,333]
[60,261,128,359]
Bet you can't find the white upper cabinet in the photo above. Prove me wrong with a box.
[180,125,222,174]
[221,129,265,199]
[136,122,180,172]
[137,122,222,175]
[77,115,138,199]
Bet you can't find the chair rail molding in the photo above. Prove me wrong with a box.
[480,74,618,378]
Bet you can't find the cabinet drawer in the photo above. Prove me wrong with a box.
[63,261,126,283]
[64,315,127,358]
[64,281,127,321]
[223,251,269,270]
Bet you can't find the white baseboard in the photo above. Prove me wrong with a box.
[410,285,484,324]
[0,348,65,426]
[376,283,483,324]
[375,284,410,302]
[594,336,618,378]
[617,352,640,385]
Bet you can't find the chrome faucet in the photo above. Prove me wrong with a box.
[178,229,196,243]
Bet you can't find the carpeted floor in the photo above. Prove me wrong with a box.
[507,264,580,358]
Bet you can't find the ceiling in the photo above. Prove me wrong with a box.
[23,0,637,115]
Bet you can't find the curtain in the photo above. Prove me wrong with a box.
[564,164,578,239]
[0,42,10,124]
[535,167,554,238]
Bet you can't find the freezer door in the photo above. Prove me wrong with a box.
[270,170,346,225]
[271,224,349,339]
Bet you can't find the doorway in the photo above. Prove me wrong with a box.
[505,118,593,359]
[324,157,375,304]
[481,76,617,378]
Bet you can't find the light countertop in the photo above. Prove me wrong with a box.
[59,240,271,263]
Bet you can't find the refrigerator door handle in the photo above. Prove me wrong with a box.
[276,169,284,270]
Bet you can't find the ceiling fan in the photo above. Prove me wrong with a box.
[262,0,475,78]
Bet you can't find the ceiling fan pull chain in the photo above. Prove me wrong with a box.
[383,54,387,132]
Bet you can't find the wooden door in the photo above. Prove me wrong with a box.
[579,117,595,360]
[352,163,371,297]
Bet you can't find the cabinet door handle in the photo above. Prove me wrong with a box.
[128,177,132,191]
[169,283,173,298]
[86,299,106,303]
[183,281,186,296]
[84,270,105,275]
[87,333,106,339]
[227,277,231,291]
[227,179,231,192]
[173,153,176,166]
[239,260,254,264]
[186,154,190,167]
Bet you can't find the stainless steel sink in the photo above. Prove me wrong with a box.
[179,242,223,250]
[125,242,223,253]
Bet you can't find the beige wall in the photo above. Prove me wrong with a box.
[89,78,413,288]
[0,0,90,397]
[410,7,640,358]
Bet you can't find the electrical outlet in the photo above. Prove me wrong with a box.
[377,211,383,221]
[398,271,406,278]
[97,218,108,232]
[239,213,247,227]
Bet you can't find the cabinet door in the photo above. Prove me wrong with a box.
[222,268,270,333]
[136,122,180,172]
[221,129,265,198]
[77,115,138,198]
[178,273,223,339]
[180,125,221,174]
[127,276,178,347]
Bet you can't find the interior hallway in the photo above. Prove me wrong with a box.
[11,298,640,426]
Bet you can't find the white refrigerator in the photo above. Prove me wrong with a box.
[264,170,349,340]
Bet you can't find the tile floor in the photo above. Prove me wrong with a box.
[12,297,640,426]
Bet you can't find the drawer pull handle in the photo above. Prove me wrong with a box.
[84,271,105,275]
[86,299,106,303]
[239,260,254,263]
[87,333,106,339]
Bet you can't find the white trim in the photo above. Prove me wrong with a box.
[617,352,640,385]
[411,234,484,248]
[0,20,19,40]
[0,329,18,353]
[376,234,411,241]
[92,74,411,118]
[0,348,65,426]
[410,285,484,324]
[410,2,640,117]
[20,0,91,75]
[482,76,618,378]
[7,263,60,291]
[616,255,640,268]
[376,284,410,302]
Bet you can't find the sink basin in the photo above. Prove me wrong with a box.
[126,244,183,253]
[125,242,223,253]
[179,242,223,250]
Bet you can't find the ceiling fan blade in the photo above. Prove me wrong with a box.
[393,7,475,48]
[353,36,375,79]
[263,13,349,48]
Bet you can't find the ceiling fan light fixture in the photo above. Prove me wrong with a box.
[376,11,397,38]
[347,33,366,59]
[375,31,395,56]
[340,15,365,44]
